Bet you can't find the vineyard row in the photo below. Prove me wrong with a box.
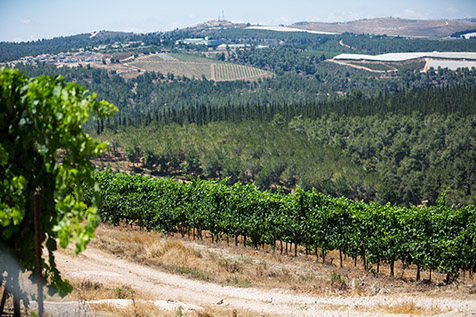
[91,170,476,282]
[214,64,268,81]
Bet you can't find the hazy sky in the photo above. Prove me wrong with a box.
[1,0,475,42]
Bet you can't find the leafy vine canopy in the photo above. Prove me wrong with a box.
[0,68,117,296]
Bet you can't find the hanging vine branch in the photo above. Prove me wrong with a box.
[0,68,117,314]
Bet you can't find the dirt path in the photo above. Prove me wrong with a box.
[339,39,355,50]
[210,63,216,81]
[422,57,431,72]
[52,247,476,316]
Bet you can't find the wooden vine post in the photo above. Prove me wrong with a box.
[34,192,44,317]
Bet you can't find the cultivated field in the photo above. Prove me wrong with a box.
[130,53,213,79]
[130,53,272,81]
[213,63,271,81]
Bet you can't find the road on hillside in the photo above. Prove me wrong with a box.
[48,247,476,316]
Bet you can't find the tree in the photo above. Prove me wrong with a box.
[0,68,117,313]
[271,113,285,126]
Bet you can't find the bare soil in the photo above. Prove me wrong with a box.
[328,59,397,73]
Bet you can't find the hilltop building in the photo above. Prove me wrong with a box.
[216,43,250,50]
[176,38,223,47]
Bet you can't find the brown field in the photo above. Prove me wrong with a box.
[57,51,272,82]
[291,17,476,38]
[129,53,272,81]
[132,59,213,79]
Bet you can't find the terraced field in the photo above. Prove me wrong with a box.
[130,53,272,81]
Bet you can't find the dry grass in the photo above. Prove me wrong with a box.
[91,226,260,288]
[89,223,476,301]
[64,279,147,302]
[89,302,253,317]
[131,61,213,80]
[90,225,388,297]
[320,300,449,315]
[50,277,261,317]
[355,300,450,315]
[52,279,209,316]
[89,301,162,316]
[199,306,255,317]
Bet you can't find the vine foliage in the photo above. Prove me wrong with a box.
[94,170,476,283]
[0,68,116,305]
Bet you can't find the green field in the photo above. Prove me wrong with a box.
[392,60,427,72]
[347,61,396,71]
[130,53,272,81]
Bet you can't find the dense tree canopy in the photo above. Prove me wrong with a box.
[4,26,476,209]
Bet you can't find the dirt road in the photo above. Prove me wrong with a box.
[51,247,476,316]
[328,59,397,73]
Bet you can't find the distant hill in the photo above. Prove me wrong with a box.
[291,17,476,38]
[180,20,247,32]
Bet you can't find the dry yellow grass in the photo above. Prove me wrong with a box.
[54,277,262,317]
[89,301,172,317]
[89,300,254,317]
[89,224,476,301]
[320,301,449,315]
[53,278,235,316]
[357,300,450,315]
[90,224,372,296]
[64,279,147,302]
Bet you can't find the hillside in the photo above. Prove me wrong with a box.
[178,18,476,38]
[291,17,476,38]
[7,50,273,82]
[6,16,476,207]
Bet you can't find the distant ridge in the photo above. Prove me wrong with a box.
[175,17,476,39]
[89,30,135,39]
[290,17,476,38]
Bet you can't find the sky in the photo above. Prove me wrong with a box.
[1,0,476,42]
